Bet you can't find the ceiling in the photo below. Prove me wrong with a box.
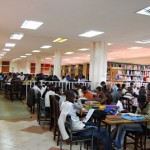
[0,0,150,65]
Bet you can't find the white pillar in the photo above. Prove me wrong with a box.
[26,60,30,74]
[35,56,41,74]
[0,61,2,73]
[89,42,108,89]
[54,50,61,78]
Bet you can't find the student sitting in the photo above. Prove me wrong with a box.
[81,86,93,100]
[58,90,111,150]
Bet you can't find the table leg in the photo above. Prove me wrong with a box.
[144,122,147,150]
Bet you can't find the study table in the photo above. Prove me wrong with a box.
[101,118,150,150]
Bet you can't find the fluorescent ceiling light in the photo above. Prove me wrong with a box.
[78,48,89,51]
[41,45,52,49]
[65,52,74,55]
[108,43,113,46]
[1,52,6,54]
[25,53,32,56]
[53,38,68,43]
[21,20,43,30]
[3,48,11,51]
[20,56,26,58]
[5,43,16,47]
[64,58,70,61]
[0,54,4,56]
[128,47,142,50]
[79,30,104,37]
[45,57,51,60]
[10,33,24,40]
[135,39,150,44]
[32,50,40,53]
[136,6,150,16]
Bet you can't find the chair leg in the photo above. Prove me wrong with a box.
[60,135,62,150]
[70,142,72,150]
[57,130,60,146]
[124,135,127,150]
[80,142,82,150]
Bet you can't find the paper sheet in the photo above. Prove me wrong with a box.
[83,109,95,123]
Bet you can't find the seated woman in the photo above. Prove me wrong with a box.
[113,83,150,150]
[81,86,93,100]
[58,90,111,150]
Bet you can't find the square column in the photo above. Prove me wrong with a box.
[89,42,108,89]
[54,50,62,78]
[35,56,41,74]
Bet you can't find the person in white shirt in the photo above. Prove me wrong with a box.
[58,90,111,150]
[122,83,127,95]
[18,72,25,81]
[32,81,41,99]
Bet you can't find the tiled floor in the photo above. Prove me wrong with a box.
[0,95,150,150]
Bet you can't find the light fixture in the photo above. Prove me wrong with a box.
[3,48,11,51]
[108,43,113,46]
[1,52,7,54]
[45,57,51,60]
[135,39,150,44]
[21,20,43,30]
[10,33,24,40]
[20,56,26,58]
[128,47,143,50]
[79,30,104,37]
[32,50,40,53]
[25,53,32,56]
[41,45,52,49]
[53,38,68,43]
[64,58,70,61]
[136,6,150,16]
[78,48,89,51]
[5,43,16,47]
[65,52,74,55]
[0,54,4,56]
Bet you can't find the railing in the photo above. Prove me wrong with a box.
[25,81,91,100]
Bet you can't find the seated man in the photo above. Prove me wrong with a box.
[58,90,111,150]
[81,86,93,100]
[113,86,150,150]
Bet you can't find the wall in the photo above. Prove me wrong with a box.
[10,62,19,72]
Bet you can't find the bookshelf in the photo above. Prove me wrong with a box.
[2,61,10,73]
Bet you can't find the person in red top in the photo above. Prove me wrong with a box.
[81,86,93,100]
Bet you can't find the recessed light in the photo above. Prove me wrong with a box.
[136,6,150,16]
[25,53,32,56]
[79,30,104,37]
[10,33,24,40]
[135,39,150,44]
[21,20,43,30]
[45,57,51,60]
[41,45,52,49]
[108,43,113,46]
[78,48,89,51]
[65,52,74,55]
[5,43,16,47]
[20,56,26,58]
[128,47,143,50]
[3,48,11,51]
[53,38,68,43]
[32,50,40,53]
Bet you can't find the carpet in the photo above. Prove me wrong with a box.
[0,95,31,120]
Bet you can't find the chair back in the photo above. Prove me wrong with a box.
[65,115,72,134]
[50,95,56,118]
[27,88,36,107]
[11,80,22,92]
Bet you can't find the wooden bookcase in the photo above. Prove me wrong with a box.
[2,61,10,73]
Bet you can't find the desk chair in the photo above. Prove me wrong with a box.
[60,115,94,150]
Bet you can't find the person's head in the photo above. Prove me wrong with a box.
[127,87,134,95]
[130,82,134,88]
[81,86,88,94]
[35,81,41,88]
[64,90,76,103]
[55,87,62,95]
[62,76,65,79]
[117,88,122,94]
[73,83,79,90]
[27,74,32,80]
[8,72,12,76]
[106,84,111,90]
[72,89,79,99]
[122,84,126,89]
[20,72,23,76]
[13,73,17,78]
[116,83,120,88]
[48,84,55,92]
[96,86,102,94]
[81,75,85,79]
[101,81,106,87]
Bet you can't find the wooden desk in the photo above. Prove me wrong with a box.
[102,118,150,150]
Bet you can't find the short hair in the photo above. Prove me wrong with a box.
[122,84,126,88]
[55,87,62,93]
[96,86,102,92]
[82,86,88,91]
[101,81,106,86]
[116,83,120,88]
[64,90,76,99]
